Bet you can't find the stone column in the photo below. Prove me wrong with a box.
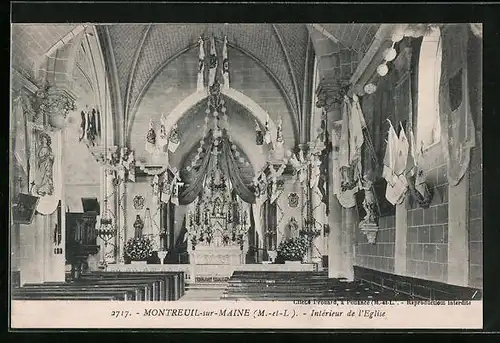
[328,197,343,278]
[34,214,46,283]
[101,167,117,264]
[309,145,326,266]
[116,179,127,264]
[43,129,66,282]
[327,114,343,278]
[394,195,409,275]
[342,207,356,281]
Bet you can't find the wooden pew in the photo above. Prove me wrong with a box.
[20,282,150,301]
[100,271,185,298]
[76,277,163,301]
[12,294,122,301]
[224,271,410,301]
[84,271,185,300]
[12,287,134,301]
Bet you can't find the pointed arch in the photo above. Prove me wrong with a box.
[161,88,279,144]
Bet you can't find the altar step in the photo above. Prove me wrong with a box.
[181,281,228,301]
[186,282,228,290]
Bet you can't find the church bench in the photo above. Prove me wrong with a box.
[14,284,142,300]
[12,294,123,301]
[91,271,185,294]
[224,271,413,301]
[12,287,134,301]
[83,271,185,300]
[75,277,164,301]
[79,275,171,300]
[21,281,152,301]
[77,273,175,301]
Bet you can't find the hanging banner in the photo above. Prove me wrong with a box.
[28,123,62,215]
[394,124,409,176]
[157,114,169,152]
[151,175,160,204]
[197,37,206,92]
[255,120,264,146]
[171,180,179,205]
[264,116,272,145]
[168,124,181,153]
[160,173,173,204]
[337,99,357,208]
[252,197,265,248]
[145,119,156,154]
[78,109,87,142]
[439,24,476,186]
[208,36,218,87]
[275,117,284,158]
[222,35,230,89]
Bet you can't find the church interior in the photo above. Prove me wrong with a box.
[10,23,483,301]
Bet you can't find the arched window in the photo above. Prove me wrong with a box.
[416,26,442,151]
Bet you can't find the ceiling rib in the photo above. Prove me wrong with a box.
[272,24,302,123]
[103,26,125,145]
[124,24,152,129]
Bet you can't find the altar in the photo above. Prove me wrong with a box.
[190,245,245,265]
[185,163,251,268]
[187,217,249,266]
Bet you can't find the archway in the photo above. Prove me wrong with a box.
[153,87,280,146]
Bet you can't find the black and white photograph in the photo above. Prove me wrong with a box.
[9,20,483,329]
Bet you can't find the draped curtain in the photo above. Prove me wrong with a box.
[178,133,215,205]
[179,130,255,205]
[219,133,256,203]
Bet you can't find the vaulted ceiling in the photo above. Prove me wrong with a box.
[12,23,381,147]
[95,23,380,138]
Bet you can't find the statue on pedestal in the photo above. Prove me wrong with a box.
[359,174,379,244]
[133,214,144,239]
[32,132,54,196]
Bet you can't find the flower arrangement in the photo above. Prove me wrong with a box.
[124,236,153,261]
[277,237,308,262]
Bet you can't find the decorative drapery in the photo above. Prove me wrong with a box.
[179,134,215,205]
[220,133,256,203]
[438,24,476,186]
[179,130,255,205]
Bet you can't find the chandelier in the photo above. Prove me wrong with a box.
[96,200,116,244]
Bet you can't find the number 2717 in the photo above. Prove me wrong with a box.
[110,310,130,318]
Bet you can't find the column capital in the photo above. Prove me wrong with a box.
[315,73,350,111]
[90,145,119,165]
[23,82,77,130]
[307,141,325,155]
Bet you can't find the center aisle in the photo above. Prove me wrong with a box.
[180,281,228,301]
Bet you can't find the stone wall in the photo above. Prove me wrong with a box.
[406,143,449,282]
[467,32,482,289]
